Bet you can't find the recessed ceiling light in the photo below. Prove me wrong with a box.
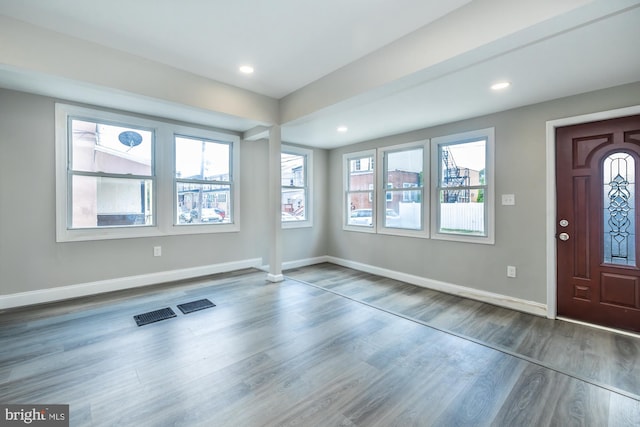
[491,81,511,91]
[239,65,254,75]
[337,126,348,133]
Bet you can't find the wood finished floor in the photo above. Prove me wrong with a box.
[0,265,638,426]
[286,263,640,401]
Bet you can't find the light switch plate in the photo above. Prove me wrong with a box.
[502,194,516,205]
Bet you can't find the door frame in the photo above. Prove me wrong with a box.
[545,105,640,321]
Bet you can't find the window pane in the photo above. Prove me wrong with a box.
[348,156,374,191]
[383,147,423,231]
[348,193,373,227]
[71,119,152,175]
[603,152,636,266]
[385,190,422,229]
[175,136,230,181]
[386,148,423,188]
[282,188,306,221]
[72,175,153,228]
[439,190,485,235]
[281,153,305,187]
[177,183,230,224]
[440,140,485,188]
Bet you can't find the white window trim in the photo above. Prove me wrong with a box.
[343,149,376,233]
[377,141,429,238]
[55,103,240,242]
[281,144,313,229]
[430,127,495,244]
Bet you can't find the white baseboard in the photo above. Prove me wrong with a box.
[261,257,329,282]
[0,258,263,310]
[260,256,330,273]
[2,254,547,317]
[326,256,548,317]
[282,256,330,271]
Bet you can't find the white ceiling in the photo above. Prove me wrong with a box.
[284,4,640,147]
[0,0,639,148]
[0,0,470,99]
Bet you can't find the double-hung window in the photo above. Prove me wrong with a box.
[56,103,239,241]
[281,145,313,228]
[431,128,494,244]
[343,130,493,243]
[379,142,427,236]
[68,119,154,229]
[344,150,376,230]
[56,107,158,242]
[175,135,232,225]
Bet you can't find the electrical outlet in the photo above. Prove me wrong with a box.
[153,246,162,257]
[507,265,517,278]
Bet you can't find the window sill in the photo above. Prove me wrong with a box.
[343,224,376,233]
[56,223,240,242]
[378,228,428,239]
[283,220,313,229]
[431,231,494,245]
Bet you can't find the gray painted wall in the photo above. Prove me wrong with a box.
[0,88,327,296]
[327,82,640,305]
[2,82,639,305]
[282,148,329,264]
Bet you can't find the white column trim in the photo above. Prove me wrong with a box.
[268,125,284,282]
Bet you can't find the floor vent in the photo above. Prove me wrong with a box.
[177,299,216,314]
[133,307,177,326]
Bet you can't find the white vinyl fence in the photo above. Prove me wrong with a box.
[440,203,485,233]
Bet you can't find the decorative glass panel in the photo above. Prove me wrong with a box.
[603,152,636,266]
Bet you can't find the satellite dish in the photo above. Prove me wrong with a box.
[118,131,143,148]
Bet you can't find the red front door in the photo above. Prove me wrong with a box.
[556,114,640,333]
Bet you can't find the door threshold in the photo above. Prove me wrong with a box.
[557,316,640,339]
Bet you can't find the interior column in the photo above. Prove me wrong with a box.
[267,125,283,282]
